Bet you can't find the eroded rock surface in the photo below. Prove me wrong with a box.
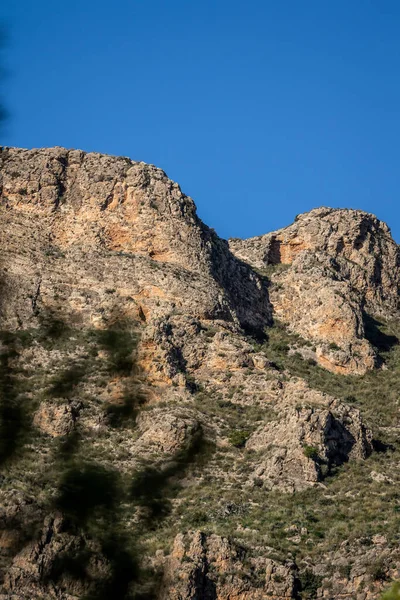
[136,408,201,455]
[161,531,298,599]
[0,149,398,600]
[230,207,400,374]
[0,146,271,338]
[247,397,372,491]
[2,515,109,600]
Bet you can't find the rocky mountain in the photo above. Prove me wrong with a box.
[0,146,399,599]
[229,208,399,375]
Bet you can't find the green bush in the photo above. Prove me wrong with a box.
[368,559,387,582]
[328,342,341,351]
[381,582,400,600]
[299,569,323,598]
[228,429,251,448]
[303,445,319,461]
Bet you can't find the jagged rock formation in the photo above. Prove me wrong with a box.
[247,395,372,492]
[161,531,298,599]
[2,514,109,600]
[0,148,399,600]
[230,207,400,374]
[0,146,270,337]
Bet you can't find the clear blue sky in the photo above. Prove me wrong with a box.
[2,1,400,241]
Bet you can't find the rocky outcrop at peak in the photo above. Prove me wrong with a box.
[229,207,400,374]
[0,146,271,339]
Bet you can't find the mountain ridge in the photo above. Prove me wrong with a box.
[0,146,399,599]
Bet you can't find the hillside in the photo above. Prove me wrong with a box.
[0,146,399,599]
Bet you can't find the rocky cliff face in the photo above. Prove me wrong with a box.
[0,146,270,334]
[230,207,400,374]
[0,147,399,600]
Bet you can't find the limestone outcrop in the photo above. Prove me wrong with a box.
[161,531,298,599]
[229,207,400,374]
[247,398,372,491]
[0,147,271,338]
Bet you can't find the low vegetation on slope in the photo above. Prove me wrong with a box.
[133,317,400,596]
[0,312,400,599]
[0,307,399,598]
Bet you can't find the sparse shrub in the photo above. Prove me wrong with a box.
[270,340,290,354]
[345,395,357,403]
[338,563,352,579]
[228,429,251,448]
[381,582,400,600]
[328,342,341,351]
[299,569,323,598]
[368,559,387,582]
[190,510,209,525]
[303,445,319,461]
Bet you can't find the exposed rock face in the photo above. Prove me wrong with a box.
[229,207,399,313]
[229,207,400,374]
[0,148,398,600]
[318,542,400,599]
[136,408,201,455]
[2,515,108,600]
[247,397,372,492]
[161,531,298,599]
[33,401,82,437]
[270,251,376,375]
[0,146,270,342]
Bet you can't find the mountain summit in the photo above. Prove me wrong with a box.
[0,147,399,599]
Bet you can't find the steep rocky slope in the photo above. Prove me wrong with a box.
[230,207,400,374]
[0,147,399,600]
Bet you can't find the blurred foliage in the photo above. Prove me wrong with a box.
[381,582,400,600]
[0,26,8,135]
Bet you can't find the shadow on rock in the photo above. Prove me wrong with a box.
[130,430,213,526]
[0,333,30,464]
[363,313,398,354]
[55,462,120,526]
